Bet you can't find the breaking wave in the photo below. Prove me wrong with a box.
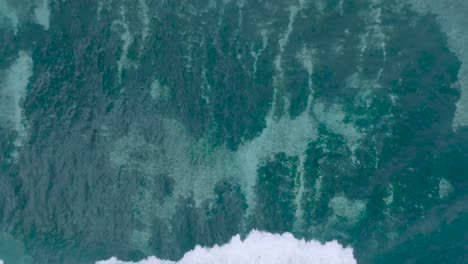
[96,230,356,264]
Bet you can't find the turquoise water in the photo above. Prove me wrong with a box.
[0,0,467,263]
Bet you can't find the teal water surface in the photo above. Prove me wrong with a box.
[0,0,467,263]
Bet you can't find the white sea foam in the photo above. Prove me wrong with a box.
[273,2,303,95]
[150,80,169,100]
[112,4,134,83]
[96,230,356,264]
[359,0,386,65]
[250,29,269,75]
[438,178,454,199]
[0,51,33,157]
[138,0,150,42]
[384,184,394,205]
[34,0,50,30]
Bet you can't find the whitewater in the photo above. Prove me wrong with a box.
[96,230,356,264]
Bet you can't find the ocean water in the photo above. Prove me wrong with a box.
[0,0,467,263]
[98,231,356,264]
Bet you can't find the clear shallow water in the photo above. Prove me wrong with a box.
[0,0,467,263]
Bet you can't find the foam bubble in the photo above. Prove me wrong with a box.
[438,178,454,199]
[96,230,356,264]
[384,184,394,205]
